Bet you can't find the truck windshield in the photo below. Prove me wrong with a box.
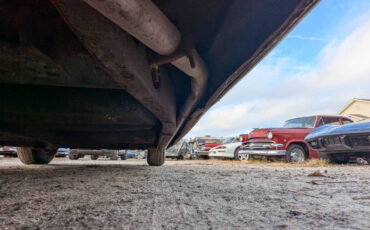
[283,116,316,128]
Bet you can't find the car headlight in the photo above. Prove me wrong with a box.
[267,131,273,139]
[217,146,226,149]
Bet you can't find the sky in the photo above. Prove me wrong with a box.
[187,0,370,138]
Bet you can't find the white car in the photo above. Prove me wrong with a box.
[208,141,247,160]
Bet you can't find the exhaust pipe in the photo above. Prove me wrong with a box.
[82,0,181,55]
[83,0,208,130]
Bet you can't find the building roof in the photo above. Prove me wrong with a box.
[339,98,370,114]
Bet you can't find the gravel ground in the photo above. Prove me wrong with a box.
[0,158,369,229]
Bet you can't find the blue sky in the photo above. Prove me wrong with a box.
[187,0,370,138]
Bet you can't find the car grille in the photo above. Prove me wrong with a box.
[348,135,370,147]
[242,141,275,149]
[322,136,342,146]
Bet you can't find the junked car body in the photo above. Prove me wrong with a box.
[165,140,194,160]
[305,120,370,163]
[208,139,244,160]
[68,149,126,160]
[239,115,353,162]
[196,137,238,158]
[0,146,17,157]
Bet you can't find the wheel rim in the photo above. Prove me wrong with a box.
[290,148,305,163]
[237,151,250,161]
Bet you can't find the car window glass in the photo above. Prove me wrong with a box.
[342,118,352,124]
[317,118,325,127]
[322,117,341,125]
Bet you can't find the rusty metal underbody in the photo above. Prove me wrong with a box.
[0,0,319,150]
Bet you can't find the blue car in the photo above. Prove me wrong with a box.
[305,121,370,163]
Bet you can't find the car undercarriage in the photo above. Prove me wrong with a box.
[0,0,319,165]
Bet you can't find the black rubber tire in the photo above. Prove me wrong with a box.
[16,147,57,165]
[319,152,350,164]
[120,153,127,160]
[91,155,98,160]
[234,147,240,160]
[68,150,79,160]
[234,147,250,161]
[147,149,164,166]
[285,144,307,163]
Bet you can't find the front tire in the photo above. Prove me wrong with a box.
[147,149,164,166]
[234,147,250,161]
[16,147,57,165]
[286,144,306,163]
[91,155,98,160]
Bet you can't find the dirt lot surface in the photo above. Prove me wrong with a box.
[0,158,369,229]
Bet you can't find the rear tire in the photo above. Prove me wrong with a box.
[147,149,164,166]
[16,147,57,165]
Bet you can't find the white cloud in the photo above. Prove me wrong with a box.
[288,35,326,41]
[187,19,370,138]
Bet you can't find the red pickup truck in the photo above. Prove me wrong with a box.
[239,115,353,162]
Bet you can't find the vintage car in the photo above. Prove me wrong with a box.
[208,140,244,160]
[238,129,254,143]
[0,146,17,157]
[196,137,238,158]
[68,149,127,160]
[165,140,194,160]
[305,120,370,163]
[239,115,353,162]
[0,0,319,166]
[55,148,70,157]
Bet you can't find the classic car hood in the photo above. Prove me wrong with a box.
[249,128,311,138]
[305,121,370,140]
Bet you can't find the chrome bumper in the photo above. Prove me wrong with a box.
[239,150,286,156]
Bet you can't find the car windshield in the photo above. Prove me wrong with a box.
[283,116,316,128]
[222,137,235,144]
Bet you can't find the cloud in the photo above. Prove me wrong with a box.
[187,18,370,138]
[288,35,326,41]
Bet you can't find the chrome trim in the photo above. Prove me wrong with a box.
[239,150,286,156]
[195,150,209,156]
[242,142,283,149]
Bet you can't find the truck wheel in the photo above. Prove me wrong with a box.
[91,155,98,160]
[234,147,250,161]
[16,147,57,165]
[147,149,164,166]
[286,144,306,163]
[319,152,349,164]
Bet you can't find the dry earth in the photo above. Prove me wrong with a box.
[0,158,369,229]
